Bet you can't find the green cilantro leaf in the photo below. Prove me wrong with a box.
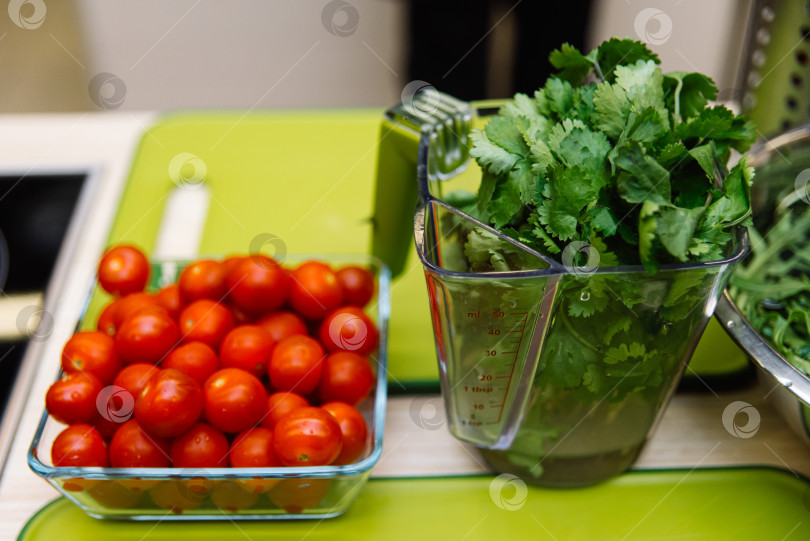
[549,42,594,86]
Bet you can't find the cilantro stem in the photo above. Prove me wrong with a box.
[593,60,606,82]
[673,77,683,123]
[559,310,600,353]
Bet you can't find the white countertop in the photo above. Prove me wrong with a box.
[0,113,809,539]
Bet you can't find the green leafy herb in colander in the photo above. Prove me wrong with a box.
[730,208,810,376]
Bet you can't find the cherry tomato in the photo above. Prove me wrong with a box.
[178,259,227,303]
[228,427,282,494]
[111,292,166,329]
[109,419,171,467]
[179,299,235,350]
[268,478,332,514]
[221,255,245,276]
[225,255,289,315]
[162,341,219,384]
[134,368,204,438]
[230,427,281,467]
[115,309,180,364]
[288,261,343,320]
[272,407,342,466]
[91,412,121,440]
[155,283,183,319]
[210,481,260,511]
[219,325,275,379]
[203,368,267,434]
[256,311,308,342]
[61,330,122,385]
[170,423,229,468]
[260,391,309,430]
[87,481,145,509]
[97,245,150,296]
[51,424,109,467]
[318,306,378,355]
[268,335,325,395]
[321,402,368,465]
[317,351,374,405]
[148,481,206,513]
[336,266,375,307]
[45,372,104,425]
[229,304,254,326]
[113,363,159,400]
[96,301,118,336]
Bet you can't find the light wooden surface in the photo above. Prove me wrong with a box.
[0,113,808,540]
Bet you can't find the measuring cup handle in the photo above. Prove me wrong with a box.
[370,91,472,278]
[371,120,421,278]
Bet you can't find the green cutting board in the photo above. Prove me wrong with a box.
[102,110,748,391]
[18,469,810,540]
[104,110,438,390]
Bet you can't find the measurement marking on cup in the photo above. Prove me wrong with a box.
[489,312,529,426]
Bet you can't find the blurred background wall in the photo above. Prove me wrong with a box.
[0,0,757,112]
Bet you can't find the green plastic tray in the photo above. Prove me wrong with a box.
[18,469,810,540]
[103,110,438,390]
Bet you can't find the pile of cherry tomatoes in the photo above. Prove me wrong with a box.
[44,244,380,512]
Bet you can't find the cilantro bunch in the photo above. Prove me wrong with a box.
[468,38,756,271]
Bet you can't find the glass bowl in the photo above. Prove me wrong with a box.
[27,254,390,520]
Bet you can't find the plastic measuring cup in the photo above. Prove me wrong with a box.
[372,90,749,485]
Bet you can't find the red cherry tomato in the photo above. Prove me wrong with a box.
[272,407,342,467]
[115,309,180,364]
[97,301,118,336]
[268,478,331,514]
[229,304,254,326]
[61,330,122,385]
[111,292,166,329]
[51,424,109,467]
[134,368,204,438]
[113,363,159,399]
[203,368,267,434]
[268,335,325,395]
[170,423,229,468]
[336,266,375,307]
[178,259,227,303]
[230,427,281,467]
[109,419,171,467]
[219,325,275,379]
[97,245,150,296]
[91,412,121,440]
[318,306,378,355]
[256,311,308,342]
[221,255,245,276]
[163,341,220,385]
[229,428,283,494]
[288,261,343,320]
[317,351,375,405]
[45,372,104,425]
[225,255,289,315]
[260,391,309,430]
[178,299,235,350]
[155,283,183,320]
[321,402,369,465]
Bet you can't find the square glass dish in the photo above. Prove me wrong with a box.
[28,254,390,520]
